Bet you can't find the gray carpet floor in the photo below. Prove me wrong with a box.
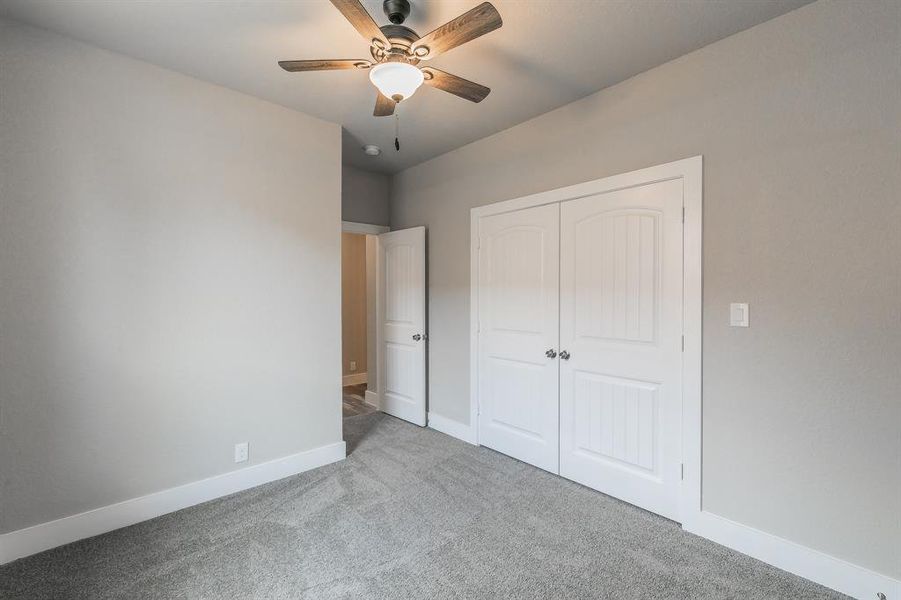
[0,412,846,599]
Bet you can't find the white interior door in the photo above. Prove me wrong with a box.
[378,227,426,426]
[559,179,683,521]
[478,204,560,473]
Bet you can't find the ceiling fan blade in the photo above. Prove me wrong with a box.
[411,2,502,60]
[330,0,390,49]
[422,68,490,103]
[278,59,371,72]
[374,92,396,117]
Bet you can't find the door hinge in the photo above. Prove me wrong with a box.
[681,463,684,480]
[682,207,685,223]
[681,335,685,352]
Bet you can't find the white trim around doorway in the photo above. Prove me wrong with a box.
[342,221,389,235]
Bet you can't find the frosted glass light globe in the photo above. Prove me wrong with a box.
[369,62,424,103]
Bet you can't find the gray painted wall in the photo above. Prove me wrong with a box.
[0,19,343,533]
[390,0,900,578]
[342,165,389,226]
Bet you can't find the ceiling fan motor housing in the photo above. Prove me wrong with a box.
[383,0,411,24]
[373,24,420,62]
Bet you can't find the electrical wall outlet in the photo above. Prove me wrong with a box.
[350,360,357,372]
[234,442,249,463]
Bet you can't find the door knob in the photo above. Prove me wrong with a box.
[413,334,422,341]
[545,348,557,358]
[559,350,570,360]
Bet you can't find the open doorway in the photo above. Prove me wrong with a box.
[341,221,428,444]
[341,222,387,420]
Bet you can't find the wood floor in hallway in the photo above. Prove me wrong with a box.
[342,384,376,418]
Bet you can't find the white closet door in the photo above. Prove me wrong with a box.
[559,179,683,521]
[478,204,560,472]
[379,227,426,426]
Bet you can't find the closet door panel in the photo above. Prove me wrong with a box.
[559,179,683,521]
[478,203,560,473]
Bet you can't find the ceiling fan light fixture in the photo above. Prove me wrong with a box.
[369,62,423,103]
[362,144,381,156]
[278,0,501,117]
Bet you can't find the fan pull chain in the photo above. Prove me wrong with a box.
[394,112,400,152]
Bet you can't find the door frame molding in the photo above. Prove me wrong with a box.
[342,221,389,235]
[469,156,703,525]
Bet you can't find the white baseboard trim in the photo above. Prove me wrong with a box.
[0,441,346,565]
[364,390,379,408]
[685,511,899,600]
[342,372,367,386]
[427,412,477,445]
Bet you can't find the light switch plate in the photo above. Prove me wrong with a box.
[730,303,749,327]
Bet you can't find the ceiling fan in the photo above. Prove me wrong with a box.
[278,0,502,117]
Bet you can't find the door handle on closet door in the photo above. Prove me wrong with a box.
[559,350,570,360]
[545,349,557,359]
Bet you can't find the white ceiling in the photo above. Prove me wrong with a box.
[1,0,811,174]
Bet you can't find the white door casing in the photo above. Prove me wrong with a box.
[477,204,560,473]
[558,179,684,521]
[378,227,426,426]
